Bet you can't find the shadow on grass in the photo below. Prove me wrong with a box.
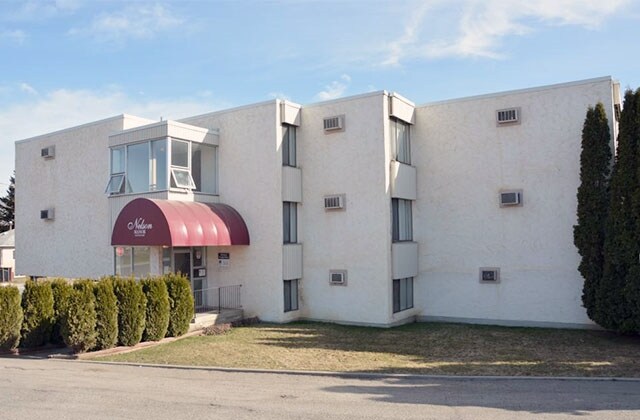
[249,321,640,377]
[321,375,640,415]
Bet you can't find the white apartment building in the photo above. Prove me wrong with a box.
[15,76,621,328]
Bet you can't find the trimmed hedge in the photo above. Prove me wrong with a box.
[141,277,170,341]
[93,277,118,350]
[21,280,54,348]
[113,278,147,346]
[164,274,194,337]
[61,281,97,353]
[50,279,73,345]
[0,286,23,351]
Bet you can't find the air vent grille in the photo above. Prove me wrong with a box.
[479,267,500,283]
[41,146,55,159]
[329,270,347,285]
[499,190,522,207]
[324,194,345,210]
[496,108,520,124]
[323,115,344,132]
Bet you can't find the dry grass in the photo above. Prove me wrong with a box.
[98,322,640,377]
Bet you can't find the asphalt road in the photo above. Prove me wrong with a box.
[1,357,639,419]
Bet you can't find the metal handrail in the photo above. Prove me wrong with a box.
[193,284,242,314]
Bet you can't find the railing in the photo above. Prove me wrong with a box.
[193,284,242,314]
[0,267,12,283]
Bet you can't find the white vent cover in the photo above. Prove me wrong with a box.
[40,208,55,220]
[329,270,347,285]
[479,267,500,283]
[500,190,522,207]
[496,108,520,124]
[323,115,344,132]
[41,146,55,159]
[324,194,345,210]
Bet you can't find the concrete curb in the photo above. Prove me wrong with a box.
[70,359,640,382]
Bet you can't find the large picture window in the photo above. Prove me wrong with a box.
[393,277,413,313]
[391,118,411,164]
[283,202,298,244]
[282,124,296,167]
[114,247,151,278]
[284,279,299,312]
[392,198,413,242]
[106,138,217,195]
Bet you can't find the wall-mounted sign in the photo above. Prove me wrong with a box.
[218,252,230,267]
[193,268,207,278]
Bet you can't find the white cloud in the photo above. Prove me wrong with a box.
[69,3,183,42]
[0,30,27,45]
[5,0,81,21]
[19,83,38,95]
[315,74,352,101]
[382,0,630,64]
[0,87,226,186]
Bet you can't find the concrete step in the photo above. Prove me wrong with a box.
[189,309,244,332]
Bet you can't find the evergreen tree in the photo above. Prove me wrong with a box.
[0,172,15,232]
[574,103,612,321]
[598,89,640,332]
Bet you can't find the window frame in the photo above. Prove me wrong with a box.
[392,198,413,242]
[393,277,414,313]
[282,124,297,167]
[283,201,298,244]
[391,118,411,165]
[284,279,299,312]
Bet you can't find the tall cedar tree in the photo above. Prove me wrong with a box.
[599,88,640,332]
[0,172,15,232]
[574,103,611,321]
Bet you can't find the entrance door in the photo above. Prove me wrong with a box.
[173,248,204,310]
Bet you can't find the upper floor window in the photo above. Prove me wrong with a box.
[282,124,297,167]
[392,198,413,242]
[283,201,298,244]
[391,118,411,164]
[106,138,217,195]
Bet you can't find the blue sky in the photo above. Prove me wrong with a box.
[1,0,640,186]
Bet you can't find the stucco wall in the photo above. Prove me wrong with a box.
[15,115,154,278]
[181,102,285,322]
[413,77,616,326]
[298,93,395,325]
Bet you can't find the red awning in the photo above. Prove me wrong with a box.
[111,198,250,246]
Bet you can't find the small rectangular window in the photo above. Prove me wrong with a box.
[393,277,413,313]
[111,147,125,174]
[171,139,189,168]
[283,202,298,244]
[171,168,196,189]
[150,139,167,191]
[282,124,297,167]
[105,174,125,195]
[392,198,413,242]
[284,279,299,312]
[392,118,411,164]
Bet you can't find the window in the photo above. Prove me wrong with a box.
[191,142,217,194]
[170,139,196,190]
[106,147,126,194]
[282,124,296,167]
[283,202,298,244]
[284,279,299,312]
[393,277,413,313]
[171,168,196,189]
[114,246,151,278]
[150,139,167,191]
[391,118,411,164]
[392,198,413,242]
[126,142,150,193]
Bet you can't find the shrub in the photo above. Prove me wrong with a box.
[20,280,54,347]
[0,286,23,351]
[61,281,97,353]
[203,323,232,336]
[93,277,118,350]
[164,274,194,337]
[113,277,146,346]
[50,279,73,345]
[141,277,170,341]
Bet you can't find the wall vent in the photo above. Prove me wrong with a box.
[496,108,520,125]
[324,194,345,210]
[329,270,347,285]
[323,115,344,132]
[499,190,522,207]
[40,208,55,220]
[479,267,500,283]
[41,146,55,159]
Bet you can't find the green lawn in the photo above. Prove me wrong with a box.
[97,322,640,377]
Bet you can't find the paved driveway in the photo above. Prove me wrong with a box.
[1,357,639,419]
